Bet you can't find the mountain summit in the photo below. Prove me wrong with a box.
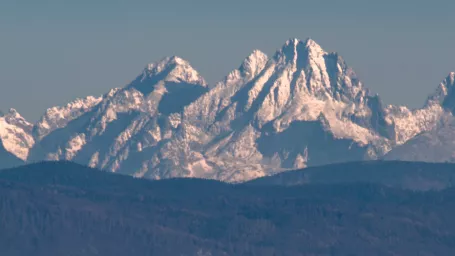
[0,108,34,167]
[128,56,207,95]
[427,72,455,112]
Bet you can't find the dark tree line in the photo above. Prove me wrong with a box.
[0,161,455,255]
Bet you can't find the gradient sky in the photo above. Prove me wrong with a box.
[1,0,454,121]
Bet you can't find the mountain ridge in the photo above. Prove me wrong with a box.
[1,37,454,181]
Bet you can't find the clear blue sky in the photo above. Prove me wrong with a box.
[1,0,454,121]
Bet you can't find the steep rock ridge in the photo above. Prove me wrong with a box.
[0,109,34,162]
[29,56,208,174]
[183,49,269,131]
[385,73,455,161]
[384,104,445,145]
[384,115,455,162]
[428,72,455,112]
[33,96,103,140]
[382,73,455,146]
[128,56,207,93]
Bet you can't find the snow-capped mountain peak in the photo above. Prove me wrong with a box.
[303,37,326,55]
[6,108,22,119]
[274,38,326,65]
[239,50,269,78]
[2,108,33,132]
[0,108,34,161]
[134,56,207,89]
[426,72,455,112]
[146,56,187,72]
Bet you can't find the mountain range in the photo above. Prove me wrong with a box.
[1,38,454,182]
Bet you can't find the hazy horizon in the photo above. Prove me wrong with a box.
[1,0,454,121]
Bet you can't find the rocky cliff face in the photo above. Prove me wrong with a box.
[33,96,103,140]
[0,109,34,163]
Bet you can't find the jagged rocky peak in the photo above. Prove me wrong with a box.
[238,50,269,78]
[6,108,21,119]
[2,108,33,132]
[274,38,326,64]
[427,72,455,113]
[272,37,365,101]
[182,49,270,129]
[129,56,207,95]
[0,108,34,161]
[34,95,103,140]
[148,56,207,86]
[428,72,455,101]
